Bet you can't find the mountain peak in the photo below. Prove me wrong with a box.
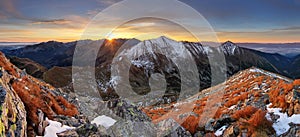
[219,41,239,55]
[154,36,176,42]
[26,40,64,49]
[223,40,235,45]
[39,40,63,45]
[141,36,179,47]
[222,41,238,48]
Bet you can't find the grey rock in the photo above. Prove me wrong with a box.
[107,120,156,137]
[205,118,215,132]
[213,116,235,130]
[53,115,89,128]
[156,118,192,137]
[57,130,79,137]
[76,123,99,137]
[193,131,205,137]
[57,123,105,137]
[108,99,151,122]
[293,89,300,102]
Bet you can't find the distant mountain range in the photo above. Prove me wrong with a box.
[237,43,300,57]
[0,42,37,46]
[1,37,300,101]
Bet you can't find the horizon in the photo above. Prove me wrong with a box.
[2,36,299,57]
[1,36,300,45]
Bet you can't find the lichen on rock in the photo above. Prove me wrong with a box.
[0,68,27,137]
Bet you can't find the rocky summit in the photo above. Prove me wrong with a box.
[143,67,300,136]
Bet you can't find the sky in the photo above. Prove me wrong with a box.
[0,0,300,43]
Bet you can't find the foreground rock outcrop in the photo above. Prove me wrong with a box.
[0,52,79,136]
[0,69,27,137]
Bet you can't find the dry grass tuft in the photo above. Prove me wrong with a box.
[12,76,78,127]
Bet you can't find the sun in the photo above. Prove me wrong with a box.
[106,34,115,41]
[107,37,114,41]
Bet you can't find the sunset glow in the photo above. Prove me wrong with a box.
[106,33,116,41]
[0,0,299,43]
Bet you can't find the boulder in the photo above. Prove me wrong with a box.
[213,116,235,130]
[293,89,300,102]
[294,103,300,114]
[205,118,215,132]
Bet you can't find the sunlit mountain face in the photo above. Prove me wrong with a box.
[0,0,300,137]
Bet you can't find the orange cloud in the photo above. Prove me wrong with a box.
[31,19,71,25]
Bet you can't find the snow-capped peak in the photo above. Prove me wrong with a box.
[144,36,210,55]
[140,36,184,55]
[156,36,176,41]
[147,36,178,45]
[219,41,240,55]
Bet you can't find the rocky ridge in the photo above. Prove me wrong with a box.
[143,67,300,136]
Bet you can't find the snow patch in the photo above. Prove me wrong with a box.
[228,105,236,110]
[249,68,291,82]
[91,115,117,129]
[131,60,154,69]
[44,118,75,137]
[253,84,260,90]
[108,76,121,87]
[203,46,212,54]
[24,86,29,90]
[266,104,300,135]
[214,125,228,136]
[173,101,188,108]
